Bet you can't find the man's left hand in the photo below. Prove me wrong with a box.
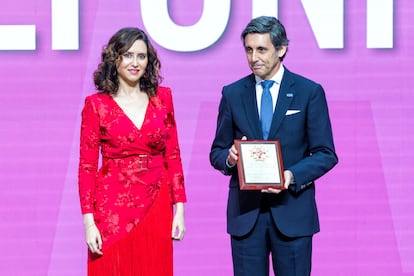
[261,170,293,194]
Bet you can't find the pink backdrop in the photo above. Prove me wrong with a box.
[0,1,413,275]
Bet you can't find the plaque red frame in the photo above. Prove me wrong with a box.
[234,140,285,190]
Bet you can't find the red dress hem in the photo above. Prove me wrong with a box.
[87,177,173,276]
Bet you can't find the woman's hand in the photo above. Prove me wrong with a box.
[171,202,185,241]
[85,224,103,255]
[83,213,103,255]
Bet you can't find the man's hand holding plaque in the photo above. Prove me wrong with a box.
[233,139,286,191]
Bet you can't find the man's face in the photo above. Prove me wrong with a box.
[244,33,287,80]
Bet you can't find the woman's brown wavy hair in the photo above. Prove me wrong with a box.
[93,27,162,97]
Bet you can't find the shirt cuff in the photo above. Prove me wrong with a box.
[225,158,236,168]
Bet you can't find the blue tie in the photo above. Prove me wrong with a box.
[260,80,275,140]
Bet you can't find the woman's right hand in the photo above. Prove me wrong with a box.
[83,214,103,255]
[85,223,103,255]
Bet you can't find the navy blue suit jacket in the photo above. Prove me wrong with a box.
[210,68,338,237]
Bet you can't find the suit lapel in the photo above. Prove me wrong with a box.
[268,70,295,138]
[241,75,263,138]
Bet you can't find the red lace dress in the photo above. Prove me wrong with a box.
[78,87,186,276]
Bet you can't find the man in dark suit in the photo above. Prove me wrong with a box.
[210,16,338,276]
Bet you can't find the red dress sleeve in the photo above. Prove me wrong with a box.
[78,96,100,214]
[161,88,187,204]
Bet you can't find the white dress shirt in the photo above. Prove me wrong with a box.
[255,65,285,116]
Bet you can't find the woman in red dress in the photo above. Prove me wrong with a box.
[78,27,187,275]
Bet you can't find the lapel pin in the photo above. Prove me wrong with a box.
[286,93,293,97]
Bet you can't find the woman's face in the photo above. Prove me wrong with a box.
[116,39,149,87]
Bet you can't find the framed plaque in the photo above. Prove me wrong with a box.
[234,140,285,190]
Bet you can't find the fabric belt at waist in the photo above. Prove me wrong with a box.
[104,154,164,171]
